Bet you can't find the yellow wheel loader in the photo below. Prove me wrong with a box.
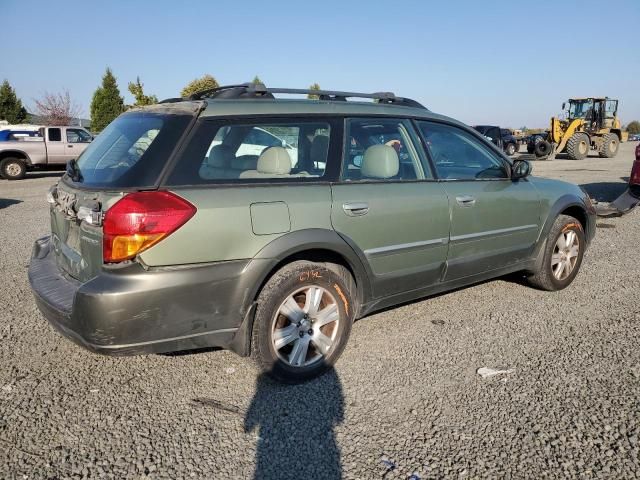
[536,98,627,160]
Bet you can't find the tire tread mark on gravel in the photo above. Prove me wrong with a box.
[191,397,244,416]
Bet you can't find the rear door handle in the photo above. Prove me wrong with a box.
[456,195,476,207]
[342,202,369,216]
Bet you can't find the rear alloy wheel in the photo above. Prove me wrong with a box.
[251,261,355,383]
[565,133,590,160]
[599,133,619,158]
[0,157,27,180]
[527,214,585,291]
[505,143,517,156]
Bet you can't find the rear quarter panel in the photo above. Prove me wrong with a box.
[138,185,332,266]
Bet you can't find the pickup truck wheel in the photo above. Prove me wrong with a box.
[527,214,585,291]
[251,260,355,383]
[0,158,27,180]
[505,143,517,156]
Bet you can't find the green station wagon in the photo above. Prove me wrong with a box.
[28,84,596,382]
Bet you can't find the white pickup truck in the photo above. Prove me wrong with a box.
[0,126,93,180]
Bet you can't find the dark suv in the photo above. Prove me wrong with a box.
[473,126,519,156]
[28,84,596,382]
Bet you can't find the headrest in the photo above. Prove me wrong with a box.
[206,144,234,168]
[361,144,399,179]
[257,147,291,174]
[310,135,329,164]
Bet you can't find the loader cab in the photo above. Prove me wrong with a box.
[566,98,618,131]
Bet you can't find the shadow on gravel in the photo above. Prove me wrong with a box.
[244,367,344,480]
[159,346,221,356]
[579,182,628,202]
[0,198,22,209]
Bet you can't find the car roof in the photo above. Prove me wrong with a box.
[195,98,461,125]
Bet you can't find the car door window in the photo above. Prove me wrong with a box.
[167,119,334,184]
[66,128,92,143]
[342,118,431,181]
[417,122,508,180]
[48,128,62,142]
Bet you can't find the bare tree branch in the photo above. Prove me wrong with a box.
[33,90,81,126]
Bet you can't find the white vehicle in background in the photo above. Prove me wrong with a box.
[207,126,299,166]
[0,126,93,180]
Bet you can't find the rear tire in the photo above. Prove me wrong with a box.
[565,133,590,160]
[598,133,619,158]
[526,143,535,154]
[250,261,356,383]
[0,157,27,180]
[527,215,585,291]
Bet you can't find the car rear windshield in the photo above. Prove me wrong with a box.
[67,111,192,188]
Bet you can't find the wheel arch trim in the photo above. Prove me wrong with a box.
[0,149,32,165]
[531,194,592,270]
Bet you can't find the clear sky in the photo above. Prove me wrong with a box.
[2,0,639,128]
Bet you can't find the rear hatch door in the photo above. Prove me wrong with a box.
[49,103,199,282]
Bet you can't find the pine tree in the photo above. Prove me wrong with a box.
[252,75,265,86]
[308,83,321,100]
[127,76,158,106]
[0,80,28,124]
[180,74,219,98]
[90,68,125,132]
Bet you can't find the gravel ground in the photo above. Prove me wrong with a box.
[1,143,639,479]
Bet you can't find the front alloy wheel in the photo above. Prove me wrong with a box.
[551,229,580,280]
[527,214,585,291]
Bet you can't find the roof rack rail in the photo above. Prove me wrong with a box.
[160,83,427,109]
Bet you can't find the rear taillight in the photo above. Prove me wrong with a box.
[631,159,640,187]
[103,191,196,263]
[636,143,640,162]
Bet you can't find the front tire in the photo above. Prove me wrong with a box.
[527,215,585,291]
[251,261,356,383]
[565,133,590,160]
[0,157,27,180]
[505,143,517,156]
[598,133,619,158]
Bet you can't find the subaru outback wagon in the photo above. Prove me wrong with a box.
[29,84,596,382]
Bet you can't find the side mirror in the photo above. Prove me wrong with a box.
[511,159,532,179]
[562,102,566,110]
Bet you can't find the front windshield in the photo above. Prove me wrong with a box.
[568,100,594,119]
[69,111,191,188]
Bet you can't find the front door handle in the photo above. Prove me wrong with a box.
[456,195,476,207]
[343,202,369,216]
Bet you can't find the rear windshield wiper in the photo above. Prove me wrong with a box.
[66,159,83,182]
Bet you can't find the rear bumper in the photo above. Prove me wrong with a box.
[28,236,256,356]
